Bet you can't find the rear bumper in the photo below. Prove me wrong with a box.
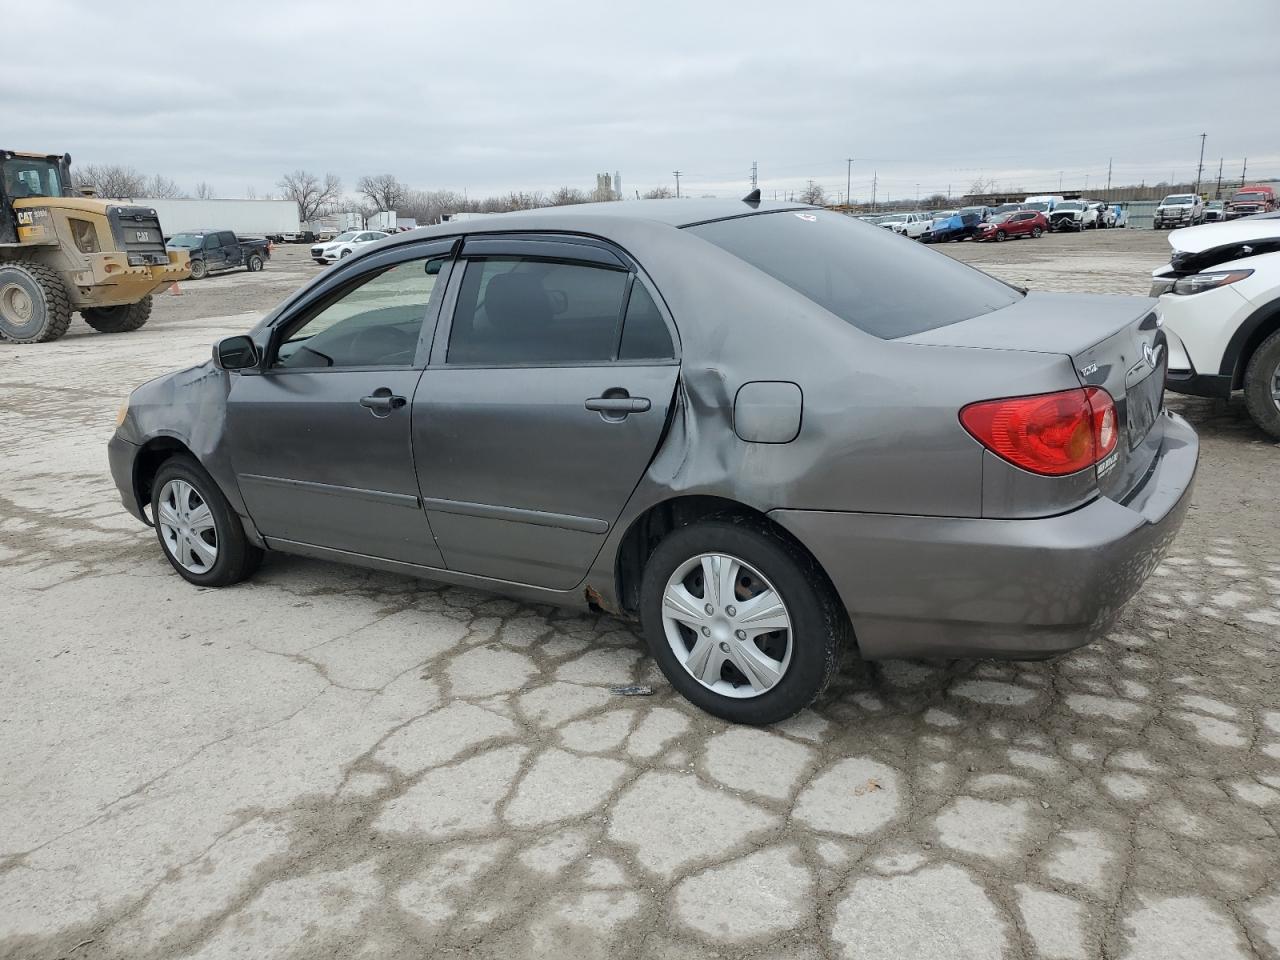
[770,413,1198,660]
[108,434,146,523]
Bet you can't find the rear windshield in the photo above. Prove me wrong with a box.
[686,210,1021,339]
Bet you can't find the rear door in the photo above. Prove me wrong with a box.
[226,239,456,565]
[413,235,681,589]
[220,231,244,268]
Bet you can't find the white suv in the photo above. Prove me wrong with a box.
[1153,215,1280,437]
[310,230,390,264]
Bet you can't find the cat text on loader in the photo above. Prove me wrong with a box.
[0,150,190,343]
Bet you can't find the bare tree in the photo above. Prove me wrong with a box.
[194,181,216,200]
[800,180,826,205]
[922,193,950,209]
[356,174,407,212]
[966,176,997,198]
[75,164,147,198]
[548,186,589,206]
[144,174,186,199]
[278,170,343,222]
[642,185,674,199]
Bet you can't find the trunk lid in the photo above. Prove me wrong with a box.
[903,291,1167,500]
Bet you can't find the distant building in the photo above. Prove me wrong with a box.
[613,171,621,199]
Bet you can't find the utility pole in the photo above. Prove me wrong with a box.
[871,171,877,211]
[673,170,681,199]
[1241,157,1248,189]
[846,158,854,209]
[750,161,757,191]
[1194,132,1207,195]
[1106,157,1112,195]
[1214,158,1223,199]
[916,183,920,208]
[1058,170,1063,192]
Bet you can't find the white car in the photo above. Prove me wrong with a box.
[1154,194,1204,230]
[310,230,390,264]
[878,211,930,239]
[1153,215,1280,437]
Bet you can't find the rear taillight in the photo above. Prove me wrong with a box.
[960,387,1117,476]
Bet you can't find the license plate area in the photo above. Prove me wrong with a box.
[1127,355,1166,450]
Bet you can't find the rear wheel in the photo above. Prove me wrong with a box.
[246,254,264,272]
[189,259,208,280]
[639,519,844,724]
[0,261,72,343]
[1243,329,1280,440]
[151,455,262,587]
[82,295,152,333]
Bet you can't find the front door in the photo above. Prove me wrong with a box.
[227,244,455,566]
[414,239,681,589]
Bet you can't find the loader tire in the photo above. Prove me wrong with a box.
[82,296,153,334]
[0,261,73,343]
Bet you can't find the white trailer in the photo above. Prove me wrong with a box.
[126,198,300,239]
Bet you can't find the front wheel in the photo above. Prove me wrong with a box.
[1031,226,1043,238]
[639,519,844,724]
[995,230,1006,242]
[1243,329,1280,440]
[339,249,352,259]
[82,296,152,333]
[188,259,208,280]
[151,456,262,586]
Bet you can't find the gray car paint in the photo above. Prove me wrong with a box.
[109,198,1197,659]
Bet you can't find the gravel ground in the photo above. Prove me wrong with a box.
[1,230,1278,960]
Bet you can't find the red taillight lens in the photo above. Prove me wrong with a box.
[960,387,1117,476]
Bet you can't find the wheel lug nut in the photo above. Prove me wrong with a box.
[701,626,711,637]
[719,641,730,653]
[726,605,737,617]
[704,604,714,616]
[736,630,746,640]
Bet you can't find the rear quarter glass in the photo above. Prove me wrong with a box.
[685,211,1021,338]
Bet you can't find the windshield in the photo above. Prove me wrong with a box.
[1,157,65,199]
[1207,201,1224,209]
[1055,202,1085,211]
[167,234,204,248]
[1024,202,1049,212]
[988,213,1013,224]
[1162,195,1194,205]
[1231,192,1265,202]
[959,207,984,215]
[932,210,958,220]
[686,210,1020,339]
[333,231,360,242]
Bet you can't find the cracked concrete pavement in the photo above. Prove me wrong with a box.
[2,236,1279,959]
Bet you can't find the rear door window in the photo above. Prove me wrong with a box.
[219,232,237,247]
[447,258,630,365]
[687,211,1021,338]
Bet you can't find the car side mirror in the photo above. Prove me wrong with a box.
[213,335,259,371]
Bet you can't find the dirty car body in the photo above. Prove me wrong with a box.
[109,199,1197,723]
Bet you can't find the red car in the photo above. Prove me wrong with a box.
[975,210,1048,242]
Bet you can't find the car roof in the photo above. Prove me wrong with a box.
[414,198,809,236]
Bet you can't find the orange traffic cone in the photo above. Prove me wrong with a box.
[168,282,182,296]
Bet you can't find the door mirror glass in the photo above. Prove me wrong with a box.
[214,335,259,370]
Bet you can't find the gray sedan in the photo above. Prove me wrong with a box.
[109,198,1197,724]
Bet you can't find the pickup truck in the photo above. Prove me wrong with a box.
[1226,185,1277,220]
[1154,194,1204,230]
[877,211,930,239]
[166,229,272,280]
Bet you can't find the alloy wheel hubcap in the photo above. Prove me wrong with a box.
[661,553,792,699]
[157,479,218,573]
[1271,360,1280,413]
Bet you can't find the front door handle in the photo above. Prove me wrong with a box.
[360,388,407,416]
[585,395,651,414]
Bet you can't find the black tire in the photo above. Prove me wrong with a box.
[639,518,845,725]
[189,259,208,280]
[340,248,352,259]
[1243,328,1280,440]
[82,295,152,333]
[246,254,264,272]
[1031,226,1043,238]
[313,258,326,265]
[150,455,262,587]
[0,260,73,343]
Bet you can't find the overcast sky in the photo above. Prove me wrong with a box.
[8,0,1279,203]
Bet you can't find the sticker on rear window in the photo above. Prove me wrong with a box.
[794,213,817,222]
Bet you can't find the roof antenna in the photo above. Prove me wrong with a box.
[742,188,761,206]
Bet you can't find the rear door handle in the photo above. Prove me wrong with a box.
[585,396,651,413]
[360,388,407,415]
